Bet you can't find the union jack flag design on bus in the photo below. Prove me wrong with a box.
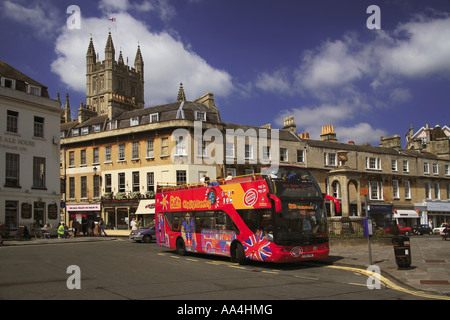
[243,232,272,261]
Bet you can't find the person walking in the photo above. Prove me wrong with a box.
[98,218,107,237]
[81,217,88,236]
[130,217,138,231]
[87,219,95,236]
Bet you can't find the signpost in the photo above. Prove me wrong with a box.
[361,187,373,266]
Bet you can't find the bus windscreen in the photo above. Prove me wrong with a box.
[262,166,322,199]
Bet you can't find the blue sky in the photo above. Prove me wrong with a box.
[1,0,449,145]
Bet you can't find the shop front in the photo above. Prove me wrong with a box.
[393,209,420,227]
[135,199,155,227]
[66,204,101,224]
[102,200,138,230]
[415,200,450,229]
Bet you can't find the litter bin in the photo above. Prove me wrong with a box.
[392,235,411,270]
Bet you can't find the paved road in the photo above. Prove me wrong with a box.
[0,239,444,301]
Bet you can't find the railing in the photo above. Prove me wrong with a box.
[327,216,364,235]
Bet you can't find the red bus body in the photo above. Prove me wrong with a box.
[156,166,337,264]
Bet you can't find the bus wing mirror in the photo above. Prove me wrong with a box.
[324,194,340,214]
[269,194,282,213]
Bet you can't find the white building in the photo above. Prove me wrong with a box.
[0,60,61,233]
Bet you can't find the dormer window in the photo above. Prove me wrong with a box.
[1,77,15,89]
[107,120,118,130]
[81,127,89,135]
[149,113,159,123]
[195,111,206,121]
[28,85,41,96]
[130,116,139,126]
[72,128,79,136]
[93,124,101,133]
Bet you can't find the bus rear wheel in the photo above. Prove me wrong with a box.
[176,238,187,256]
[231,242,247,265]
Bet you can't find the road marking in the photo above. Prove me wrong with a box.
[325,265,450,301]
[346,282,368,287]
[294,275,319,281]
[262,270,279,274]
[229,265,247,270]
[157,252,449,300]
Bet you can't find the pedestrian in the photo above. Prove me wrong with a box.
[58,223,65,239]
[428,218,433,230]
[98,218,107,237]
[130,217,138,231]
[81,217,88,236]
[72,219,79,237]
[88,219,95,236]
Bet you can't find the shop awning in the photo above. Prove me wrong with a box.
[136,200,155,215]
[394,210,419,219]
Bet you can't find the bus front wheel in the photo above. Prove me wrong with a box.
[231,242,247,265]
[176,238,187,256]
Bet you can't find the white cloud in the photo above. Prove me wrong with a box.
[0,0,61,39]
[255,69,291,94]
[276,104,387,144]
[51,11,234,107]
[293,14,450,94]
[99,0,176,22]
[295,37,370,91]
[253,13,450,100]
[334,123,387,145]
[99,0,130,12]
[390,88,412,103]
[269,13,450,145]
[275,88,386,144]
[378,15,450,77]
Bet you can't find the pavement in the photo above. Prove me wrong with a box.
[328,235,450,298]
[1,233,449,298]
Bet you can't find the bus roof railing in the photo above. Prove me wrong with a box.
[156,173,264,193]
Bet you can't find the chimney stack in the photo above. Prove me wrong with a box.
[320,124,337,142]
[282,116,297,134]
[299,132,310,139]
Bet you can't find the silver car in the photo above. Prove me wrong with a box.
[129,224,156,243]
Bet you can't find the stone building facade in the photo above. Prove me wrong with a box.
[0,60,61,232]
[60,33,450,233]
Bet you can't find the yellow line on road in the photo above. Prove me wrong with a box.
[325,265,450,301]
[262,270,279,274]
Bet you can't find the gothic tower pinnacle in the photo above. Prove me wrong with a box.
[85,33,145,119]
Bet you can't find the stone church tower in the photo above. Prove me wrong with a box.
[85,32,144,119]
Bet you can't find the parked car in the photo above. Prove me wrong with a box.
[433,223,447,235]
[129,224,155,243]
[384,224,412,236]
[411,224,432,235]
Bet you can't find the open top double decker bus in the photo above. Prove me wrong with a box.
[155,165,340,264]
